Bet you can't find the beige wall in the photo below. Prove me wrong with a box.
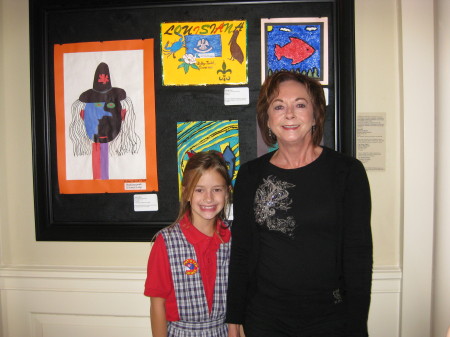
[0,0,400,269]
[355,0,401,267]
[434,0,450,334]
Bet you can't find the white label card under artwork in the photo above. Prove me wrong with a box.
[124,182,146,191]
[134,194,159,212]
[224,87,249,105]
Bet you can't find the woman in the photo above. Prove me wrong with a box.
[226,71,372,337]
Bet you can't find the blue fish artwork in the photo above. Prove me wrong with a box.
[265,22,324,80]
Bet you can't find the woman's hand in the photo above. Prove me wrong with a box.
[228,323,242,337]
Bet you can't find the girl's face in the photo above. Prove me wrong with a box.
[267,80,315,147]
[189,168,228,229]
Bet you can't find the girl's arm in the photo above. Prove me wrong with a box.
[150,297,167,337]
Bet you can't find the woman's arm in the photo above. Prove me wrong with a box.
[150,297,167,337]
[226,161,258,324]
[342,159,373,336]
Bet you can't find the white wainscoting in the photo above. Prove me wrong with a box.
[0,265,401,337]
[368,267,402,336]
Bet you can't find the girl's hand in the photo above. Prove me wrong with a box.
[228,323,242,337]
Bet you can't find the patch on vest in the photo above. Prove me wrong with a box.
[183,259,199,275]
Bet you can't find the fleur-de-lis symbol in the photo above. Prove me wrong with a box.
[217,61,232,81]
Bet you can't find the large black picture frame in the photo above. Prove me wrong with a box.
[30,0,356,241]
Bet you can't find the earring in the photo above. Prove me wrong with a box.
[311,125,317,133]
[268,128,272,138]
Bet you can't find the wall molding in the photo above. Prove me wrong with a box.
[0,265,146,293]
[372,266,402,292]
[0,264,401,291]
[0,265,402,337]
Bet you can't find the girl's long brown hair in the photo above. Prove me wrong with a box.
[175,150,232,225]
[150,150,233,243]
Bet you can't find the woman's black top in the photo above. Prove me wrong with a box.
[226,146,373,336]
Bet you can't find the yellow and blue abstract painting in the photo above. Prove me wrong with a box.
[177,120,240,195]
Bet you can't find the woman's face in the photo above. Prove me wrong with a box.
[267,80,315,147]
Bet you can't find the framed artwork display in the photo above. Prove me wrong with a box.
[29,0,356,241]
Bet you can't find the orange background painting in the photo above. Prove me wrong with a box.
[53,39,158,194]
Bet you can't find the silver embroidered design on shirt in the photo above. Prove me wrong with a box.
[254,175,296,237]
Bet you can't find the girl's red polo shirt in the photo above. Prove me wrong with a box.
[144,214,231,321]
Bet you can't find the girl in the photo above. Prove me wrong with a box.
[144,150,232,337]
